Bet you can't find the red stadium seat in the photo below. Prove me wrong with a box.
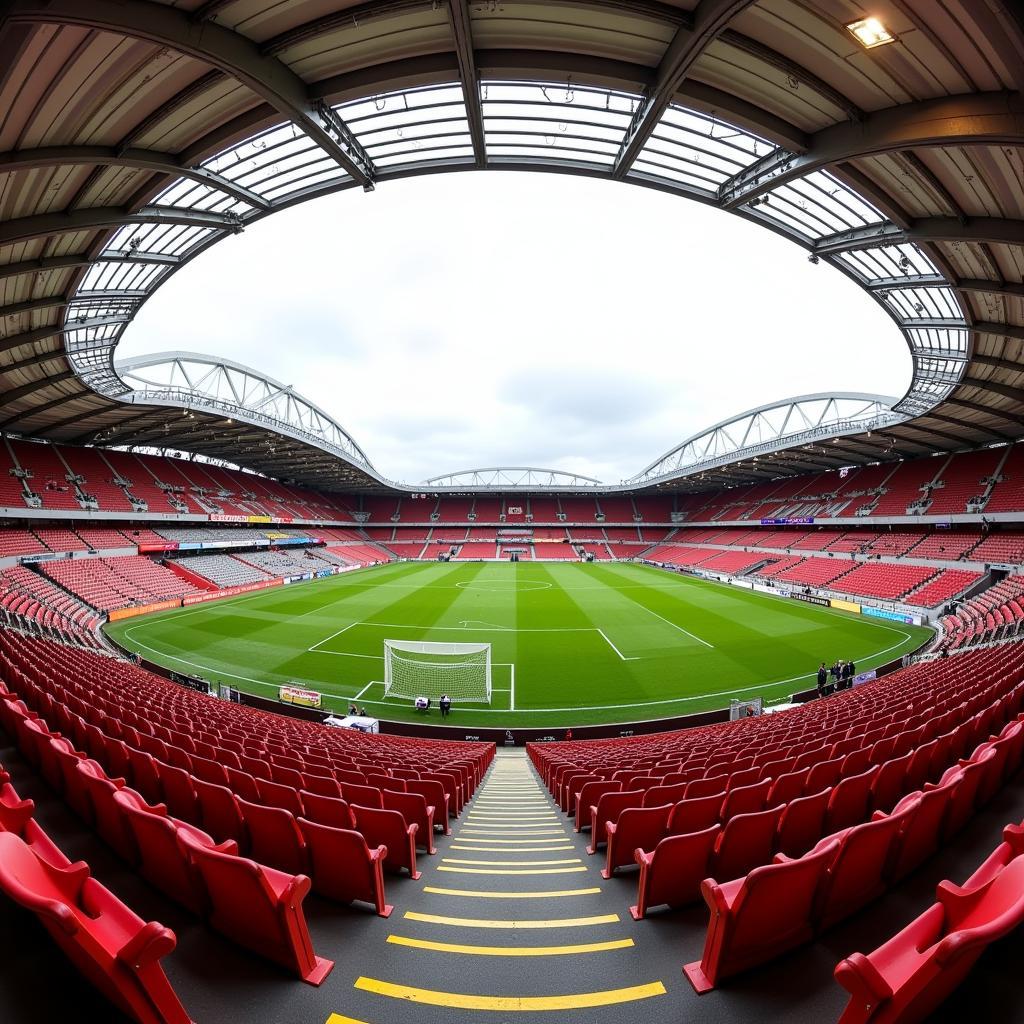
[712,805,784,882]
[237,797,308,875]
[869,752,912,816]
[586,790,643,853]
[776,788,830,859]
[295,817,392,917]
[406,779,450,832]
[825,766,878,833]
[192,778,246,847]
[666,793,724,835]
[684,837,840,993]
[602,804,673,878]
[381,789,436,854]
[176,828,332,985]
[255,777,304,817]
[299,790,354,829]
[719,779,771,821]
[75,760,137,862]
[888,778,958,882]
[339,782,384,810]
[835,856,1024,1024]
[574,780,620,831]
[115,791,233,915]
[350,804,420,879]
[630,824,721,920]
[0,831,192,1024]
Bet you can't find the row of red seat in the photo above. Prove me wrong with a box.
[0,758,193,1024]
[682,710,1024,994]
[834,817,1024,1023]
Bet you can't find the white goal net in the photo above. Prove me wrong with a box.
[383,639,492,704]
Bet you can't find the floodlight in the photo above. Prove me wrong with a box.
[846,17,896,48]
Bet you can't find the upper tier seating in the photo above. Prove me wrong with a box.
[928,448,1004,515]
[985,442,1024,513]
[905,570,984,608]
[970,532,1024,565]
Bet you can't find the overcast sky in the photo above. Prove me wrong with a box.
[123,172,909,485]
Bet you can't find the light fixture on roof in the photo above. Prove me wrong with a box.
[846,17,896,48]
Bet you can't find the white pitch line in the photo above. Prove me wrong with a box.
[354,681,375,700]
[635,604,714,649]
[308,620,359,652]
[510,662,516,711]
[596,629,639,662]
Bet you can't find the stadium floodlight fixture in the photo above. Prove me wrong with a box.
[808,254,820,264]
[846,17,896,48]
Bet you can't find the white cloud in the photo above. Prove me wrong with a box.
[124,172,909,484]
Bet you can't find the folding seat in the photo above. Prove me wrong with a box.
[340,782,384,810]
[51,741,95,821]
[406,779,450,832]
[189,755,229,787]
[575,780,620,831]
[115,791,231,914]
[667,793,724,835]
[642,782,689,808]
[839,748,873,778]
[255,777,304,817]
[391,767,420,782]
[630,823,721,920]
[239,755,272,781]
[225,767,260,802]
[350,804,420,879]
[809,812,908,931]
[301,773,342,798]
[382,789,436,854]
[0,831,192,1024]
[776,788,831,859]
[834,856,1024,1024]
[80,721,108,763]
[376,777,407,795]
[805,756,844,794]
[236,797,309,876]
[586,790,643,854]
[300,790,354,829]
[101,736,133,782]
[719,779,772,822]
[686,775,729,799]
[792,746,830,772]
[962,822,1024,890]
[269,764,305,791]
[562,773,597,814]
[334,768,367,786]
[156,762,198,824]
[767,766,810,806]
[0,782,73,869]
[869,751,912,816]
[888,779,958,882]
[869,737,899,765]
[825,766,878,834]
[725,767,762,790]
[75,761,138,863]
[126,746,165,806]
[904,739,940,793]
[424,770,462,814]
[603,804,674,878]
[712,805,785,883]
[15,715,54,773]
[176,829,332,985]
[36,731,78,794]
[161,745,192,773]
[941,756,990,840]
[684,837,841,993]
[192,778,246,846]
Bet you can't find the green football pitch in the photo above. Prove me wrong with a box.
[105,561,932,728]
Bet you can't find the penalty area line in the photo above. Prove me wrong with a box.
[596,629,638,662]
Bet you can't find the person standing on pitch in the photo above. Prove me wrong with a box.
[439,694,451,718]
[816,662,828,698]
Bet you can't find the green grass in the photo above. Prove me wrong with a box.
[104,561,932,728]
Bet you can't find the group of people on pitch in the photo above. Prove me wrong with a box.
[816,659,857,698]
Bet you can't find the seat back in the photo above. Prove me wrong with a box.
[340,782,384,809]
[775,788,830,859]
[295,817,386,912]
[381,789,434,850]
[686,775,729,799]
[642,783,689,808]
[767,766,810,806]
[889,779,957,881]
[668,793,723,835]
[825,766,878,833]
[350,804,412,873]
[255,778,304,816]
[870,750,912,815]
[720,779,771,822]
[156,761,198,823]
[299,790,354,829]
[814,813,905,929]
[713,805,784,882]
[237,797,308,876]
[192,778,245,846]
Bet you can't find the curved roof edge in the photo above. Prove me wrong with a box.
[423,467,603,488]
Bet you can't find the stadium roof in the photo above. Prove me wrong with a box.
[0,0,1022,493]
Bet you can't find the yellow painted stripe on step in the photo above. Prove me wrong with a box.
[449,836,566,844]
[443,858,582,866]
[386,935,634,956]
[354,977,667,1010]
[449,845,577,853]
[325,1016,370,1024]
[469,811,558,817]
[437,866,588,876]
[404,911,620,929]
[423,886,600,899]
[460,830,566,836]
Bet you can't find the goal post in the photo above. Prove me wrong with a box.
[383,639,492,704]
